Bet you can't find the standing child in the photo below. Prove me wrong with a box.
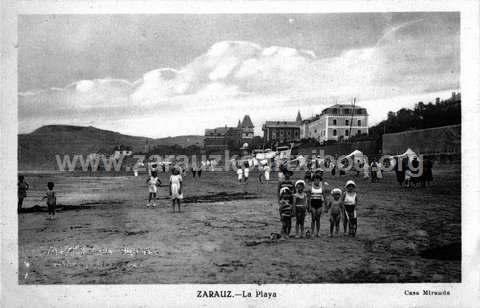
[308,174,327,237]
[342,180,358,236]
[243,160,250,183]
[293,180,308,238]
[327,188,343,236]
[257,163,264,184]
[278,187,293,239]
[236,162,243,184]
[41,182,56,220]
[18,175,29,213]
[146,171,161,207]
[170,168,183,213]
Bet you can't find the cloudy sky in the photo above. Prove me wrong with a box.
[18,13,460,137]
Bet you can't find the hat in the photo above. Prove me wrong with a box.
[331,188,342,195]
[345,180,356,188]
[295,180,306,187]
[279,187,291,195]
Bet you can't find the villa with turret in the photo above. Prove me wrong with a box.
[204,115,255,150]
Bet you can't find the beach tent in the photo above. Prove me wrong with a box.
[346,149,366,166]
[397,148,418,161]
[346,149,363,158]
[291,154,307,169]
[388,148,418,167]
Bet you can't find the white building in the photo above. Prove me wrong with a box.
[303,104,369,142]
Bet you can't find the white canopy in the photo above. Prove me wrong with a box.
[397,148,418,160]
[346,150,363,158]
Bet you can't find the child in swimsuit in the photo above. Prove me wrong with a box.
[293,180,308,238]
[327,188,344,236]
[170,168,183,213]
[343,180,358,236]
[278,187,293,239]
[42,182,56,220]
[308,174,327,237]
[146,171,161,207]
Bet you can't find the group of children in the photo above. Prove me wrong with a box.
[278,170,359,239]
[18,175,57,219]
[146,167,184,212]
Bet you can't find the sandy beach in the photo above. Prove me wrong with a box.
[18,165,461,284]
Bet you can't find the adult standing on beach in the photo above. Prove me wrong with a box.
[18,175,29,213]
[421,156,434,187]
[394,157,405,187]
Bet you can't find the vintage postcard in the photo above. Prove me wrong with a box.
[1,0,479,307]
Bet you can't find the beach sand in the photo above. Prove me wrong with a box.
[18,165,461,283]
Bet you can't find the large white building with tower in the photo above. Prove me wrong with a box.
[301,104,369,142]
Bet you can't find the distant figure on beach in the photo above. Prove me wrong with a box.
[263,163,271,183]
[170,167,183,213]
[236,162,243,184]
[421,156,434,187]
[410,157,421,188]
[394,157,405,187]
[41,182,57,220]
[146,171,161,207]
[257,163,264,184]
[18,175,29,213]
[243,160,250,183]
[369,160,376,182]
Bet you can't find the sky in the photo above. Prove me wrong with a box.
[18,13,460,137]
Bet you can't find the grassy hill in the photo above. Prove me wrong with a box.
[18,125,204,170]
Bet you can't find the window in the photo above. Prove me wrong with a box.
[357,130,361,135]
[344,109,350,115]
[314,129,317,133]
[333,119,337,126]
[332,108,338,114]
[357,119,361,126]
[356,109,363,115]
[345,130,349,136]
[333,129,337,136]
[345,120,349,126]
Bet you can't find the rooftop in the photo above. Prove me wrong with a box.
[205,126,238,136]
[241,115,254,128]
[263,121,300,128]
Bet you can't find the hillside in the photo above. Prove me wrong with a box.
[18,125,204,170]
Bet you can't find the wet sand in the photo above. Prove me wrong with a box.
[18,165,461,283]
